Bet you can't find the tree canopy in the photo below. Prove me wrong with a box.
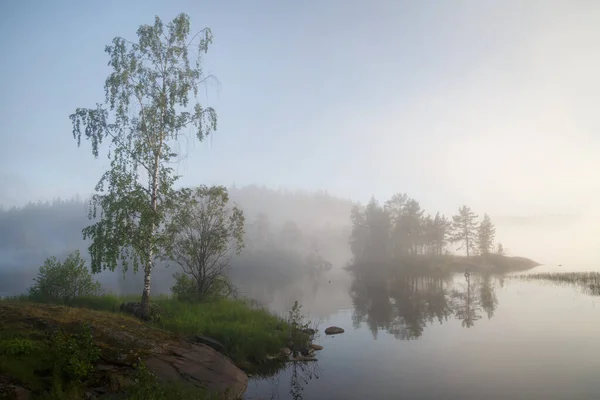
[165,186,245,301]
[69,13,217,315]
[349,194,499,263]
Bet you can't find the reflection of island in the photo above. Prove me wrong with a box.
[349,267,500,339]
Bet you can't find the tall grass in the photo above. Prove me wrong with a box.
[517,272,600,295]
[152,298,289,362]
[1,293,292,364]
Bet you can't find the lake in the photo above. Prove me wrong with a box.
[244,264,600,400]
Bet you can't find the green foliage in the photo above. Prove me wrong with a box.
[171,272,235,302]
[170,272,202,302]
[49,323,101,382]
[0,337,39,357]
[450,205,479,257]
[165,186,244,301]
[29,251,102,304]
[287,301,312,348]
[151,297,289,363]
[69,13,218,312]
[477,213,496,255]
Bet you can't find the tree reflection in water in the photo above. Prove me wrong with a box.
[349,266,500,339]
[250,360,322,400]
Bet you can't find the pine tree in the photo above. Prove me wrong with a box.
[450,205,479,257]
[477,214,496,255]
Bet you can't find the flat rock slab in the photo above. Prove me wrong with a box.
[144,342,248,400]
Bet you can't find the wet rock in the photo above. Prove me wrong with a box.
[324,326,344,335]
[280,347,292,357]
[191,335,225,353]
[291,355,318,362]
[144,342,248,400]
[310,344,324,350]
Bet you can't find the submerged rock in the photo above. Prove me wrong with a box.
[324,326,344,335]
[310,343,324,351]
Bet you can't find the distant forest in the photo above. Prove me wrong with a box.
[0,185,354,298]
[0,185,509,299]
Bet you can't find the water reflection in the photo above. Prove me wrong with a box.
[248,360,321,400]
[350,268,501,339]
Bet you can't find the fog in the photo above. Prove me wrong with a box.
[1,1,600,292]
[0,187,354,298]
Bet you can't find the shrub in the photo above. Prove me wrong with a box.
[171,272,236,303]
[0,337,39,357]
[49,323,101,382]
[29,251,102,304]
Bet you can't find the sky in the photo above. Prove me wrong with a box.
[1,1,599,263]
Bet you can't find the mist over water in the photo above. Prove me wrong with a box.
[2,2,600,398]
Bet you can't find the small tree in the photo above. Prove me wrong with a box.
[477,214,496,255]
[450,205,479,257]
[165,186,244,301]
[29,251,102,304]
[70,13,217,317]
[496,242,505,256]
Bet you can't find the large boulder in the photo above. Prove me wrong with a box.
[144,342,248,400]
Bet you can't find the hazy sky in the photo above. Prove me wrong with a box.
[1,1,599,262]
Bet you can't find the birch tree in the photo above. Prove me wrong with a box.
[69,13,217,317]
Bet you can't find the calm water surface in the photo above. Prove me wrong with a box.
[244,264,600,400]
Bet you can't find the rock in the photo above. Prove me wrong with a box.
[0,374,31,400]
[144,342,248,400]
[85,391,99,400]
[291,355,318,362]
[310,343,324,350]
[280,347,292,357]
[324,326,344,335]
[191,335,225,353]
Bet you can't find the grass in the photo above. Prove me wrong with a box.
[516,272,600,295]
[150,297,290,363]
[4,293,293,364]
[0,293,303,399]
[0,302,218,399]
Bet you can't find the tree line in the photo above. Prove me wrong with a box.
[349,193,503,264]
